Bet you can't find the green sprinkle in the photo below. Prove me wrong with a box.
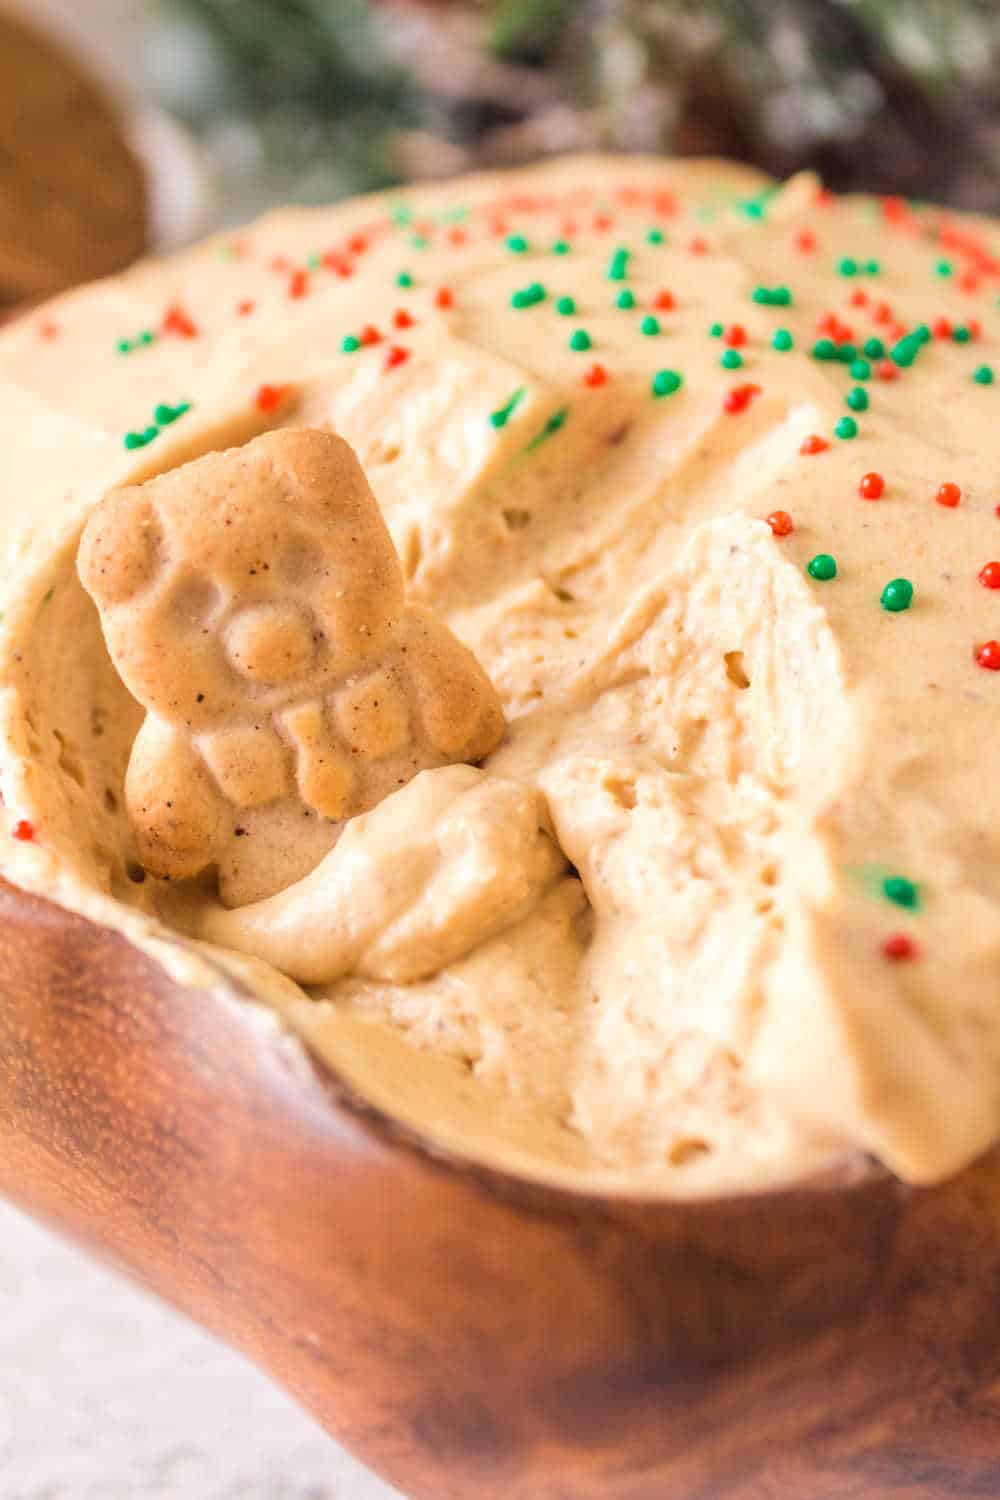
[709,322,724,337]
[808,553,838,581]
[511,282,546,309]
[651,369,683,398]
[880,577,914,613]
[489,386,526,429]
[865,260,881,275]
[396,271,414,288]
[153,403,177,425]
[915,323,931,344]
[845,387,869,412]
[551,239,571,255]
[390,202,413,226]
[772,329,794,352]
[616,289,635,310]
[834,344,858,364]
[720,348,743,370]
[640,315,660,336]
[646,228,665,245]
[116,338,132,355]
[812,338,837,361]
[850,358,871,380]
[863,337,885,359]
[569,329,592,352]
[607,248,630,280]
[525,405,569,451]
[883,874,920,910]
[974,363,994,384]
[139,331,154,346]
[935,259,953,277]
[953,325,971,343]
[555,295,576,316]
[838,257,858,277]
[306,252,321,269]
[410,234,429,250]
[341,334,361,353]
[891,334,920,367]
[124,428,153,451]
[751,285,792,306]
[834,416,858,439]
[506,234,529,253]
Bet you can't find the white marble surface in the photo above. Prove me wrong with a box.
[0,1200,403,1500]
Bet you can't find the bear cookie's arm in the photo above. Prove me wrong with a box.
[126,716,227,882]
[401,606,506,764]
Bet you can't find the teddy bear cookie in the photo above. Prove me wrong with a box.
[77,428,505,906]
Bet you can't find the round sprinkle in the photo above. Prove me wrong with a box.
[646,228,665,245]
[979,561,1000,589]
[845,387,869,412]
[506,234,529,253]
[880,577,914,613]
[640,315,660,336]
[583,363,608,387]
[116,338,131,354]
[435,287,454,309]
[863,337,885,359]
[709,322,724,337]
[883,875,919,909]
[974,364,994,385]
[723,383,761,414]
[720,348,743,370]
[976,640,1000,670]
[835,416,858,439]
[654,290,675,311]
[935,259,953,277]
[865,260,881,275]
[725,324,747,347]
[808,553,838,581]
[812,338,837,361]
[651,369,683,398]
[772,329,794,351]
[883,932,919,961]
[800,434,830,455]
[953,325,972,343]
[850,358,871,380]
[616,289,635,310]
[396,271,414,288]
[555,295,576,316]
[569,329,592,352]
[341,334,361,352]
[511,282,546,309]
[838,257,858,277]
[767,509,794,536]
[11,819,35,842]
[255,384,288,413]
[551,239,571,255]
[936,482,962,508]
[859,471,885,500]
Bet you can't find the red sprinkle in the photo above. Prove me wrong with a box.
[959,271,980,294]
[447,227,468,247]
[968,318,983,339]
[724,323,746,347]
[384,345,410,371]
[162,302,198,339]
[977,640,1000,671]
[11,819,35,843]
[254,383,290,413]
[236,299,255,317]
[872,301,893,325]
[288,269,309,300]
[859,472,885,500]
[795,229,817,253]
[723,383,762,415]
[849,289,868,308]
[434,287,454,310]
[593,213,613,232]
[347,233,369,255]
[688,235,709,256]
[767,510,794,537]
[932,316,952,339]
[323,251,353,277]
[392,309,415,329]
[979,561,1000,590]
[359,324,382,346]
[583,363,608,387]
[878,360,899,381]
[269,255,290,272]
[38,320,59,340]
[654,290,676,311]
[814,187,836,208]
[883,933,919,962]
[936,482,962,508]
[800,434,830,455]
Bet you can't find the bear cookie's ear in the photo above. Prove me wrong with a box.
[78,490,164,609]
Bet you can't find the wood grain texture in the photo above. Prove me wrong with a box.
[1,875,999,1499]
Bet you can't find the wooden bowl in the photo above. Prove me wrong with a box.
[1,873,999,1499]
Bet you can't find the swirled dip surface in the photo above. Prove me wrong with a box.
[1,156,998,1194]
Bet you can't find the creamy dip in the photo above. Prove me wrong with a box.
[1,155,998,1195]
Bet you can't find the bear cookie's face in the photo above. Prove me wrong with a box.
[78,428,405,734]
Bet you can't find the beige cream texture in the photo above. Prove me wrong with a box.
[0,155,998,1196]
[77,429,505,905]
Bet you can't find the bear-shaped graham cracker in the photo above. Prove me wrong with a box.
[77,428,505,906]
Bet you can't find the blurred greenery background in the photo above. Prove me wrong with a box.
[149,0,1000,222]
